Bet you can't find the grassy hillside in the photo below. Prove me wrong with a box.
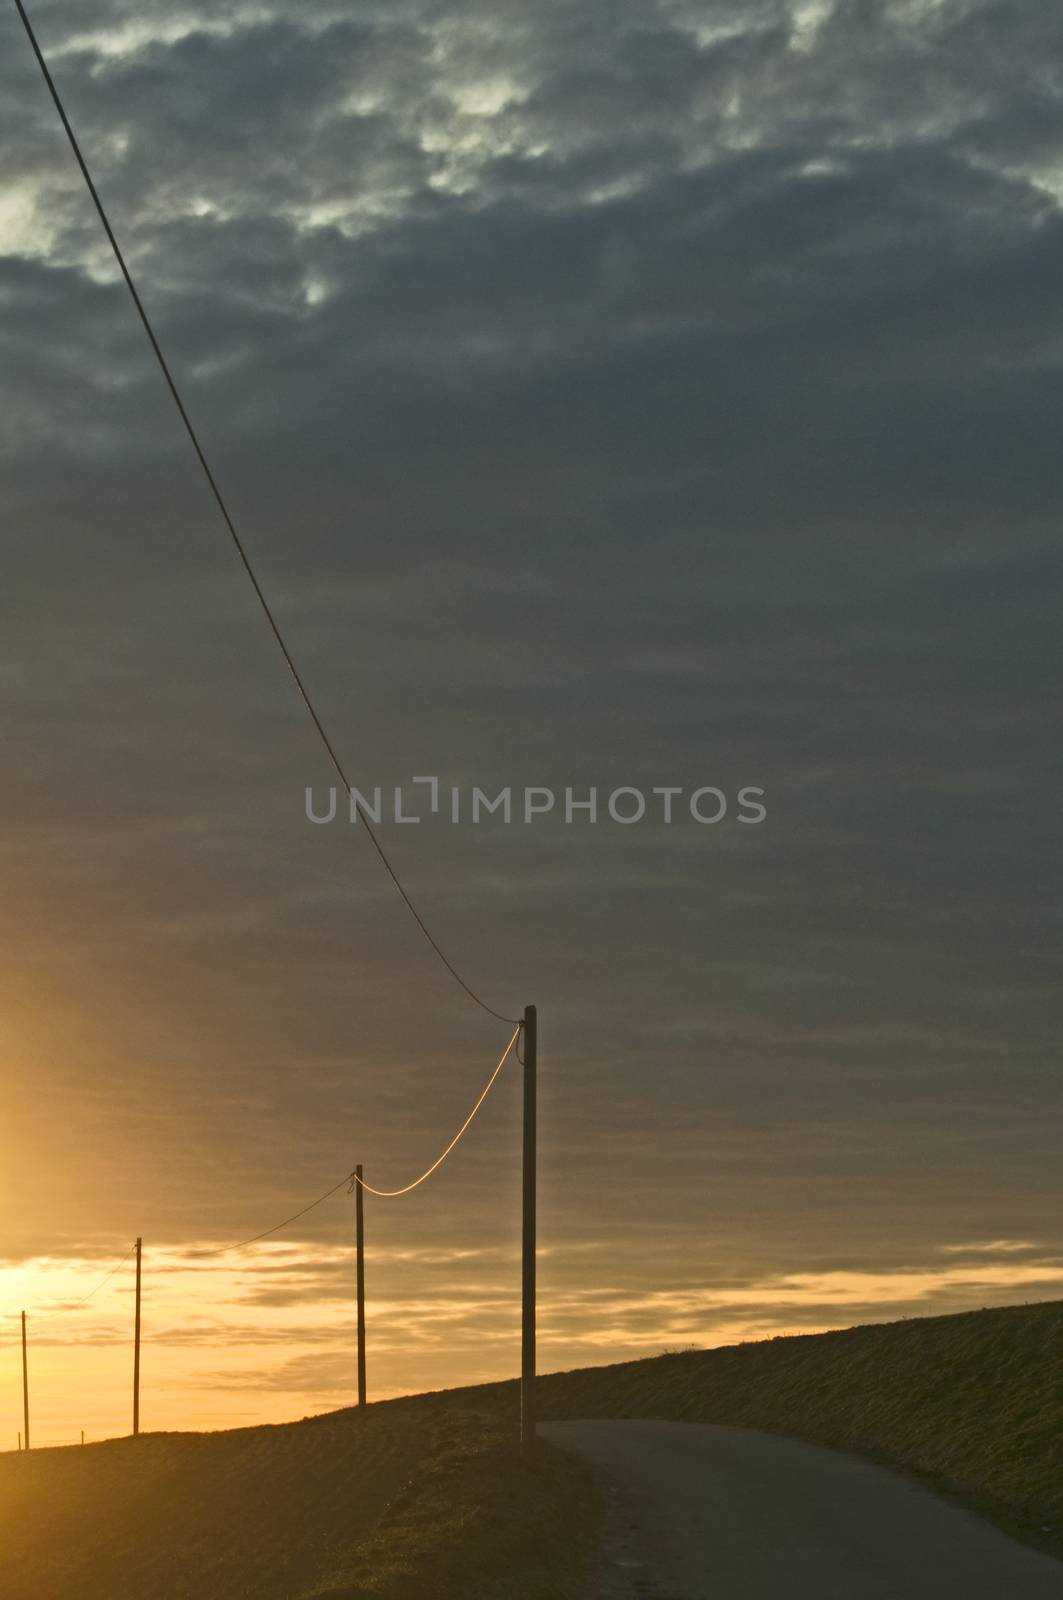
[0,1405,598,1600]
[2,1299,1060,1597]
[515,1297,1063,1557]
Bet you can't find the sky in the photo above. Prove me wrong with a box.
[1,0,1061,1446]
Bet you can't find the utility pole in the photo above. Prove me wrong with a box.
[521,1004,537,1460]
[355,1166,367,1408]
[133,1237,142,1437]
[21,1311,29,1452]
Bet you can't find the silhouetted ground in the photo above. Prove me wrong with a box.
[0,1407,599,1600]
[2,1299,1060,1597]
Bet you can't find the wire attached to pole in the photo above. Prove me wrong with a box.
[12,0,518,1028]
[197,1024,521,1252]
[351,1025,521,1196]
[16,1243,138,1324]
[193,1174,358,1257]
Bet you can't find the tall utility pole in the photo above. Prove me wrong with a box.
[355,1165,367,1408]
[21,1311,29,1452]
[132,1237,142,1437]
[521,1004,537,1460]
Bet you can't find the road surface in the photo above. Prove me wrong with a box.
[541,1419,1063,1598]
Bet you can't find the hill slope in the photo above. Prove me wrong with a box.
[2,1298,1060,1597]
[519,1297,1063,1557]
[0,1405,598,1600]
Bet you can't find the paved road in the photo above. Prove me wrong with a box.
[541,1420,1063,1599]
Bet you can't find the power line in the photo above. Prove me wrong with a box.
[15,1022,519,1280]
[12,0,519,1029]
[353,1024,520,1195]
[11,1015,518,1309]
[193,1173,357,1258]
[20,1243,137,1324]
[197,1023,521,1251]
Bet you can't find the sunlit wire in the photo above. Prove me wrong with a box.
[352,1025,520,1196]
[197,1024,521,1252]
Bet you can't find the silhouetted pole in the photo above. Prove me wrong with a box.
[21,1312,29,1451]
[521,1004,537,1460]
[355,1166,367,1407]
[133,1237,142,1437]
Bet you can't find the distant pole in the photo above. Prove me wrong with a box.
[355,1166,367,1408]
[521,1004,537,1460]
[133,1237,142,1437]
[21,1311,29,1452]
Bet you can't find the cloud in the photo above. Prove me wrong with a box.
[938,1238,1043,1255]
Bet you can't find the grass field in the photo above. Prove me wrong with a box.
[2,1298,1060,1597]
[0,1404,599,1600]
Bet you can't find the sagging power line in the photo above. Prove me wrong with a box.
[25,1243,138,1323]
[350,1026,521,1198]
[12,0,518,1029]
[197,1024,520,1256]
